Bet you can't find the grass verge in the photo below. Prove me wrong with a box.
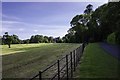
[73,43,119,78]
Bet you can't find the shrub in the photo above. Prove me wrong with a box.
[116,31,120,45]
[107,32,116,44]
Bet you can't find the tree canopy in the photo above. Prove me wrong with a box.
[63,2,120,44]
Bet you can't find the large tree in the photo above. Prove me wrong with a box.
[11,34,20,44]
[68,4,93,43]
[66,2,120,44]
[3,32,13,48]
[89,2,120,43]
[48,36,54,43]
[29,35,44,43]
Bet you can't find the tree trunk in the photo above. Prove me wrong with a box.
[8,44,11,48]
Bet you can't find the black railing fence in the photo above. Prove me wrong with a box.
[30,43,85,80]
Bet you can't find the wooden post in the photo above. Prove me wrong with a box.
[70,52,73,78]
[39,71,42,80]
[57,60,60,80]
[66,55,68,80]
[78,47,80,61]
[82,43,85,53]
[73,50,76,71]
[76,49,78,66]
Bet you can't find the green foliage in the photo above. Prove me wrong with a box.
[2,33,62,44]
[11,34,20,44]
[65,2,120,44]
[116,20,120,44]
[48,36,54,43]
[23,39,30,44]
[84,4,93,14]
[62,33,76,43]
[3,32,13,48]
[107,32,116,44]
[89,2,120,42]
[0,36,2,45]
[29,35,44,43]
[29,35,55,43]
[64,4,93,43]
[55,37,62,43]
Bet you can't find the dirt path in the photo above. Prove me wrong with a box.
[99,42,120,60]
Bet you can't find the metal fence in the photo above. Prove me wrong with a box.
[30,43,85,80]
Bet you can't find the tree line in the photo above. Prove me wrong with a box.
[63,2,120,44]
[1,2,120,48]
[0,32,63,48]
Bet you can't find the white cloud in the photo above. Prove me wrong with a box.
[2,21,21,24]
[2,27,11,32]
[33,30,38,32]
[19,28,24,31]
[2,14,21,21]
[2,20,69,39]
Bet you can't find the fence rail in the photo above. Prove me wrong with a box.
[30,43,85,80]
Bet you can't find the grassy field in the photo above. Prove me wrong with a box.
[2,43,80,78]
[73,43,119,78]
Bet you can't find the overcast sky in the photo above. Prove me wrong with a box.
[2,2,107,40]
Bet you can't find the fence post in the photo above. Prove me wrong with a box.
[70,52,73,78]
[57,60,60,80]
[66,55,68,80]
[76,48,78,66]
[73,50,76,71]
[39,71,42,80]
[82,43,85,53]
[78,47,80,61]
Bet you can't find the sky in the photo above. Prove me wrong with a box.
[1,2,107,40]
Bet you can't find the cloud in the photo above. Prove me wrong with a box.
[19,28,24,31]
[2,20,21,24]
[2,27,12,32]
[33,30,38,32]
[2,14,21,21]
[2,20,69,39]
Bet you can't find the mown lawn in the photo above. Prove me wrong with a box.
[74,43,119,78]
[2,43,80,78]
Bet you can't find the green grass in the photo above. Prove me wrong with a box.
[74,43,119,78]
[2,43,80,78]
